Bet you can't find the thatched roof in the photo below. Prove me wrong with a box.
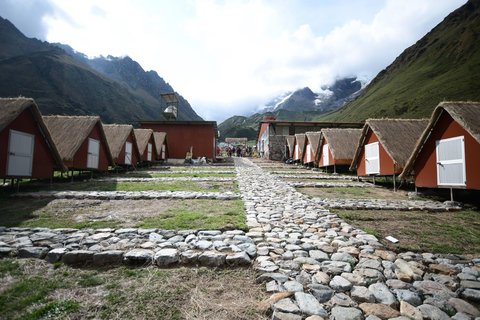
[350,119,428,172]
[153,132,169,158]
[103,124,140,162]
[134,129,154,157]
[295,134,307,158]
[320,128,362,161]
[305,132,322,158]
[0,98,67,172]
[43,115,113,165]
[225,137,248,143]
[285,135,296,157]
[400,101,480,180]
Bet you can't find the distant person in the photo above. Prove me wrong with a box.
[184,151,192,164]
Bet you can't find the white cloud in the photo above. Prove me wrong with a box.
[1,0,467,122]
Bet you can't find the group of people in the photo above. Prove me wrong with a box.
[226,145,254,157]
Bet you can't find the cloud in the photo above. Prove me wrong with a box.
[0,0,56,39]
[0,0,467,123]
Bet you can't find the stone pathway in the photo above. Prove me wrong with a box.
[1,158,479,319]
[236,158,480,320]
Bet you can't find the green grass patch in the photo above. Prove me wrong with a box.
[334,208,480,254]
[136,199,248,231]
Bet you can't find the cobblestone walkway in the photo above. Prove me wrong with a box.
[235,157,480,320]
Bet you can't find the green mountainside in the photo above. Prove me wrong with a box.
[0,16,202,125]
[220,0,480,138]
[320,0,480,122]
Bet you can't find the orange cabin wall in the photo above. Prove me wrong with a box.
[318,139,334,167]
[414,113,480,190]
[140,124,215,159]
[0,108,56,179]
[116,133,138,165]
[356,129,395,176]
[140,135,157,162]
[71,124,110,171]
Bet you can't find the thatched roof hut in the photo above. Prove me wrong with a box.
[285,135,296,158]
[350,119,428,174]
[320,128,362,163]
[43,115,113,169]
[0,98,67,174]
[305,132,321,159]
[294,133,307,160]
[153,132,169,159]
[400,101,480,181]
[134,128,155,160]
[103,124,140,164]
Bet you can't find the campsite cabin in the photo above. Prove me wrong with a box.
[103,124,140,167]
[153,132,169,161]
[137,121,218,160]
[134,129,157,163]
[399,101,480,192]
[293,134,307,163]
[256,116,363,161]
[318,128,362,173]
[43,116,113,172]
[0,98,66,180]
[350,119,428,186]
[285,135,296,160]
[303,132,321,166]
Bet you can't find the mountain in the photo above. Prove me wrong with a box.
[255,77,366,114]
[53,44,202,121]
[320,0,480,122]
[0,16,202,125]
[220,77,366,141]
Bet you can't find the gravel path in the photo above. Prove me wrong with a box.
[235,157,480,320]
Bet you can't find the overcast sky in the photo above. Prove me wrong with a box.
[0,0,467,123]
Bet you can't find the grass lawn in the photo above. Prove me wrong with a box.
[335,209,480,254]
[297,186,414,200]
[2,180,238,194]
[0,259,268,320]
[0,198,248,231]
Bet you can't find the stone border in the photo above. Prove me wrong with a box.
[10,190,241,200]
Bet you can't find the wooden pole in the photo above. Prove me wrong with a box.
[393,174,396,192]
[450,188,454,202]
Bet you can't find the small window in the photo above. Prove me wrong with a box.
[147,143,152,161]
[436,136,466,186]
[323,144,329,166]
[365,142,379,174]
[125,141,132,164]
[306,144,312,163]
[87,138,100,169]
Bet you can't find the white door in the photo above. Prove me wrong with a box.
[7,130,34,176]
[323,144,329,166]
[436,136,466,186]
[306,144,311,163]
[365,142,380,174]
[147,143,152,161]
[87,138,100,169]
[161,144,165,159]
[294,145,299,160]
[124,141,132,165]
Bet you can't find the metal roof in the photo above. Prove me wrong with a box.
[160,93,179,104]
